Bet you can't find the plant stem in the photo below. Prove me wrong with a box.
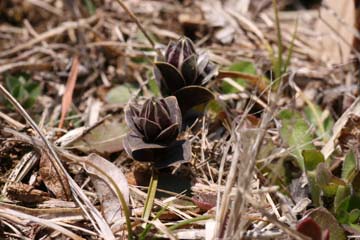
[139,205,168,240]
[169,215,213,231]
[272,0,283,80]
[142,167,158,221]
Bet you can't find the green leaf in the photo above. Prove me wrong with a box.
[83,0,96,15]
[3,74,41,109]
[302,150,325,205]
[349,209,360,224]
[336,194,360,224]
[148,78,160,97]
[304,104,334,141]
[316,162,345,197]
[342,151,357,182]
[221,61,256,93]
[334,185,351,212]
[278,109,315,169]
[105,84,136,105]
[307,171,322,206]
[302,149,324,171]
[308,207,346,240]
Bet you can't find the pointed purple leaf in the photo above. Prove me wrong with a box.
[154,62,185,94]
[155,123,179,142]
[154,101,172,128]
[153,140,192,169]
[123,132,167,162]
[124,104,143,137]
[135,117,162,142]
[163,96,182,127]
[181,54,198,85]
[174,86,214,114]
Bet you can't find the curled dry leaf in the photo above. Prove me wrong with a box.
[39,152,71,201]
[84,153,129,227]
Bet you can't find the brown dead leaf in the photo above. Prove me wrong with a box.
[39,153,71,201]
[59,55,79,129]
[84,153,129,227]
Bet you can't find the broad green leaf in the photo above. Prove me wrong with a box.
[342,151,357,182]
[302,150,325,205]
[309,207,346,240]
[336,194,360,224]
[334,185,351,212]
[304,105,334,141]
[278,109,315,169]
[105,84,136,105]
[302,149,324,171]
[349,209,360,223]
[3,74,41,109]
[316,163,345,197]
[221,61,256,93]
[307,171,322,206]
[148,78,160,97]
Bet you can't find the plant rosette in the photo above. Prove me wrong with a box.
[123,96,191,169]
[154,36,217,113]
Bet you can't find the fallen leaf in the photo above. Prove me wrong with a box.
[69,119,128,154]
[84,153,129,227]
[105,84,136,105]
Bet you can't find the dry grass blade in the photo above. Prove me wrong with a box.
[59,55,79,129]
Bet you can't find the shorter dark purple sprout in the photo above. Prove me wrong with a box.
[296,217,330,240]
[123,96,191,168]
[154,36,217,113]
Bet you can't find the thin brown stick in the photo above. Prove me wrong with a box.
[115,0,155,48]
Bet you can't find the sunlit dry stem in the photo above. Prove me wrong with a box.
[115,0,155,48]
